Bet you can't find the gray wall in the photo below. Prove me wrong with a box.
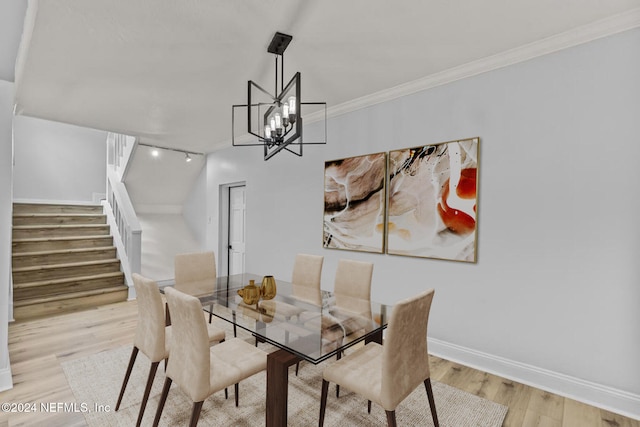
[0,80,14,391]
[13,116,107,203]
[197,28,640,416]
[183,165,208,249]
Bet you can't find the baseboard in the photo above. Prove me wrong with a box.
[428,337,640,421]
[0,366,13,393]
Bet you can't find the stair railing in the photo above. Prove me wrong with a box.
[104,133,141,299]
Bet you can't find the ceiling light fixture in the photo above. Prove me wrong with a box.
[232,32,327,161]
[185,153,192,162]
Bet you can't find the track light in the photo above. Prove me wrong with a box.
[138,143,203,161]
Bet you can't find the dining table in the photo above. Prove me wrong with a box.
[166,272,390,427]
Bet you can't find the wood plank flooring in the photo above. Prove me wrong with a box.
[1,300,638,427]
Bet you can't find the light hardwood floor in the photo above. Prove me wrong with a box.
[1,300,638,427]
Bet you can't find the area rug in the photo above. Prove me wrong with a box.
[61,335,508,426]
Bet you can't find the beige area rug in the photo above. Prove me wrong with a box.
[61,332,507,426]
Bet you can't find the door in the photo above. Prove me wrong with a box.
[228,185,246,275]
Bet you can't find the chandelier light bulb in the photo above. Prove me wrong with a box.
[270,118,276,131]
[282,104,289,119]
[265,125,271,139]
[288,96,296,115]
[274,113,282,129]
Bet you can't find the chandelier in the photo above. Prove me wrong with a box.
[232,32,327,161]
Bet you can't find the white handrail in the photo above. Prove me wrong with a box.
[105,133,141,299]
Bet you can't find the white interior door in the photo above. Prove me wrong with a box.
[228,185,246,275]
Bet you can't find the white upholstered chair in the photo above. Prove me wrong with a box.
[319,289,439,427]
[333,258,373,317]
[174,251,217,295]
[331,258,373,394]
[291,253,324,305]
[153,287,267,427]
[115,274,226,427]
[175,251,218,324]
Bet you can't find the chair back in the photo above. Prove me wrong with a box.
[333,259,373,314]
[380,289,435,410]
[291,254,323,305]
[164,287,211,402]
[174,251,216,294]
[132,273,167,362]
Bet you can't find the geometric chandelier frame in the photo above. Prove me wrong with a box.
[232,32,327,161]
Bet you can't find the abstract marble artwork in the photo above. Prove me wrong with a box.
[323,152,386,253]
[387,138,479,262]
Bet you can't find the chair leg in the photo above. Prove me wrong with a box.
[225,387,228,400]
[136,361,160,427]
[368,400,371,414]
[424,378,439,427]
[385,410,397,427]
[152,377,172,427]
[189,401,204,427]
[208,303,213,323]
[235,383,239,407]
[295,361,300,376]
[115,346,139,411]
[232,312,237,337]
[319,379,329,427]
[336,351,341,398]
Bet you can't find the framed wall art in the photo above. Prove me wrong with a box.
[386,137,479,262]
[323,152,387,253]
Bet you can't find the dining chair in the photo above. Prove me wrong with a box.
[297,258,372,379]
[331,258,373,394]
[291,253,324,305]
[333,258,373,317]
[153,287,267,427]
[175,251,217,323]
[115,274,226,427]
[279,253,323,374]
[318,289,439,427]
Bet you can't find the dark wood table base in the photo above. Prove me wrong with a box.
[266,349,302,427]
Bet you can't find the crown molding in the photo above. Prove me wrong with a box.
[320,8,640,121]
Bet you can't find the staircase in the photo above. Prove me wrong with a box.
[11,203,129,320]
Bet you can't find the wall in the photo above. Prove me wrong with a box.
[183,165,208,249]
[197,28,640,417]
[0,80,14,391]
[12,116,106,203]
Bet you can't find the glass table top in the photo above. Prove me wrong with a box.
[167,273,389,364]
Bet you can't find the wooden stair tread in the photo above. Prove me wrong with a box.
[13,224,108,230]
[12,258,120,273]
[13,271,124,290]
[13,213,105,217]
[14,285,128,307]
[13,235,111,243]
[12,246,116,258]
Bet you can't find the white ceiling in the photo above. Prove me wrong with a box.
[8,0,640,155]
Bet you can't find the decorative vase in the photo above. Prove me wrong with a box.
[238,280,261,305]
[260,276,277,300]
